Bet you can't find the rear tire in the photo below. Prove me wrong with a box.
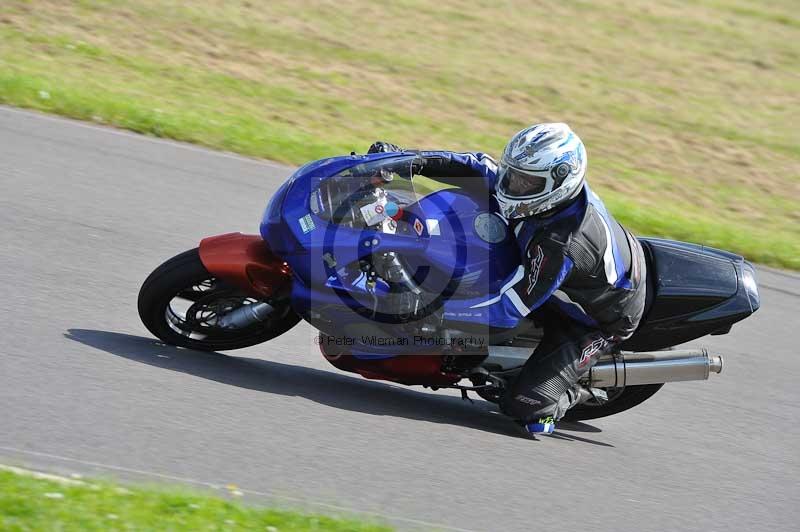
[562,383,664,421]
[138,248,300,351]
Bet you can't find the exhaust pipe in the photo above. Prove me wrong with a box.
[589,349,723,388]
[218,301,274,329]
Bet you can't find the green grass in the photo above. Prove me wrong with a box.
[1,0,798,268]
[0,469,391,531]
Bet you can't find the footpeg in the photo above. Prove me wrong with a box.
[461,389,474,403]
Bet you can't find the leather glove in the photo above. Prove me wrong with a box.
[367,141,403,154]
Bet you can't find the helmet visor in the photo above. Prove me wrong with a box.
[499,165,548,197]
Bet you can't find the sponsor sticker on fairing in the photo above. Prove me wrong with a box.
[360,200,388,226]
[299,214,316,234]
[426,219,441,236]
[413,218,424,236]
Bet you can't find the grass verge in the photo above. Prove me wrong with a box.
[0,469,390,531]
[1,1,797,268]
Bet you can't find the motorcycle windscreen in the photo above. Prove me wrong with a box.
[309,154,452,233]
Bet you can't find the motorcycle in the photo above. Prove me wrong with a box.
[138,152,760,421]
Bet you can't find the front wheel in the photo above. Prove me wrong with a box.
[138,248,300,351]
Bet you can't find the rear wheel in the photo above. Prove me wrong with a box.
[562,383,664,421]
[138,248,300,351]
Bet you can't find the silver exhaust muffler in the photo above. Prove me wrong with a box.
[588,349,723,388]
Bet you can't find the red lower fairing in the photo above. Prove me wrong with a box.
[319,339,460,386]
[198,233,293,299]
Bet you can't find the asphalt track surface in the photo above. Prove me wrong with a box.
[1,106,798,531]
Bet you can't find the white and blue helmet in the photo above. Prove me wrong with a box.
[495,123,587,219]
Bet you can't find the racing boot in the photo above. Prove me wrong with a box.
[519,385,605,437]
[523,416,556,436]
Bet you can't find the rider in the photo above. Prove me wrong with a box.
[368,123,647,436]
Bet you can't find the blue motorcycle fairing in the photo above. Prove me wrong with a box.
[259,152,529,352]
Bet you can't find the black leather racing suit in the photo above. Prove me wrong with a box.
[499,186,648,422]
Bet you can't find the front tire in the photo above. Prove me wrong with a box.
[138,248,300,351]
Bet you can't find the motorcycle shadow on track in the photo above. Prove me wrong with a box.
[65,329,609,446]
